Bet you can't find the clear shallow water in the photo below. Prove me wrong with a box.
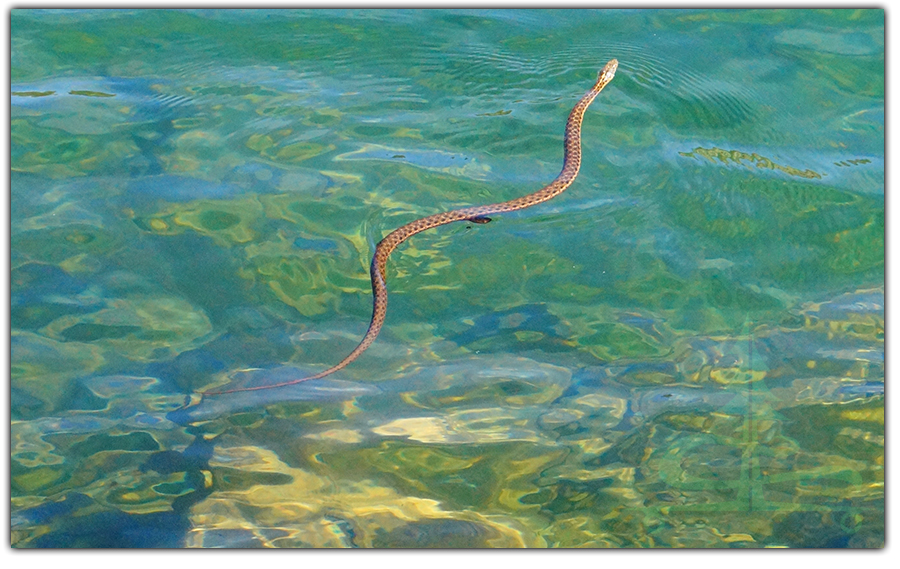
[10,9,883,548]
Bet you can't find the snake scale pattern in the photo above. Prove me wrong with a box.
[206,59,618,395]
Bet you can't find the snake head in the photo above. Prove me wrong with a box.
[598,59,619,85]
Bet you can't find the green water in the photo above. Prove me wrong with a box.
[11,9,884,548]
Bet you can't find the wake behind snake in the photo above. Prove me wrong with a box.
[206,59,618,395]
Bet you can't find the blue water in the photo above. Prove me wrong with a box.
[11,9,884,548]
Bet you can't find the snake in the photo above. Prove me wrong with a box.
[205,59,618,395]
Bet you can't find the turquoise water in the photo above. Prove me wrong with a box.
[10,9,883,548]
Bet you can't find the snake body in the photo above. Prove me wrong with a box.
[206,59,618,395]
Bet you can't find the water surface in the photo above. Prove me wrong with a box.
[11,9,884,548]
